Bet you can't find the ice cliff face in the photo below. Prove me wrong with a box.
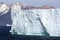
[10,8,48,36]
[10,3,60,36]
[38,9,60,36]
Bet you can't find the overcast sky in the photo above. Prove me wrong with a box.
[0,0,60,8]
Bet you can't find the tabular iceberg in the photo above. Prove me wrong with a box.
[10,9,48,36]
[10,3,48,36]
[10,8,60,36]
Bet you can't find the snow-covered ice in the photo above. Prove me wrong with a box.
[38,9,60,36]
[10,8,60,36]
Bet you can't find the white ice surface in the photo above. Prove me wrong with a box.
[38,9,60,36]
[10,9,60,36]
[0,4,9,16]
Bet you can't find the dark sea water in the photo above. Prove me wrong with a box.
[0,8,12,26]
[0,26,59,40]
[0,32,60,40]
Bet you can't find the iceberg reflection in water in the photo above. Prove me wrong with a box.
[10,9,60,36]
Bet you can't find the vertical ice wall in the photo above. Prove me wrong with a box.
[10,3,26,35]
[10,3,49,35]
[10,8,49,36]
[10,5,60,36]
[38,9,60,36]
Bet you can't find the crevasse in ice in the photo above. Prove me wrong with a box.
[10,8,60,36]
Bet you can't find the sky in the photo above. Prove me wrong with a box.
[0,0,60,8]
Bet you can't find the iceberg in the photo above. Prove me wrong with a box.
[10,8,60,36]
[10,3,48,36]
[0,3,57,36]
[38,9,60,36]
[10,3,60,36]
[10,9,48,36]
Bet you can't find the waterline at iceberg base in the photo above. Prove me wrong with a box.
[10,9,60,36]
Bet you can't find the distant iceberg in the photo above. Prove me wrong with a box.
[0,3,9,16]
